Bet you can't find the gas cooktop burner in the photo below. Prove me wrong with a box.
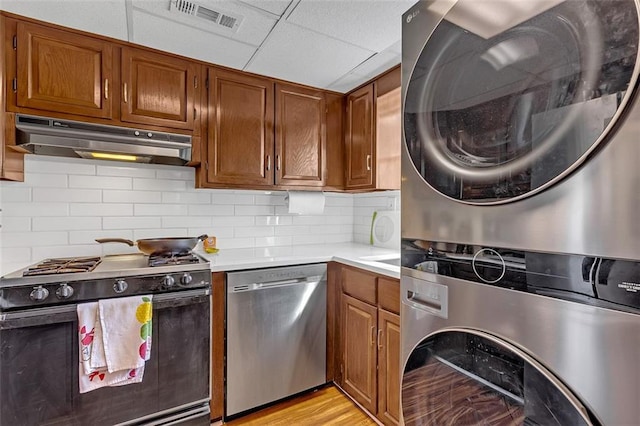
[148,252,202,267]
[22,256,102,276]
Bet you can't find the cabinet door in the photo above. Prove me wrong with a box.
[16,22,112,119]
[206,68,274,186]
[275,83,325,186]
[377,309,401,426]
[121,47,197,130]
[345,83,374,189]
[342,293,378,414]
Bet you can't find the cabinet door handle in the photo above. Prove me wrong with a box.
[266,155,271,171]
[194,107,197,120]
[377,328,383,349]
[104,79,109,99]
[276,155,281,171]
[366,154,372,171]
[370,326,376,346]
[123,83,128,103]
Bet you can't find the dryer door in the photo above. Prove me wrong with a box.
[401,329,594,425]
[404,0,639,204]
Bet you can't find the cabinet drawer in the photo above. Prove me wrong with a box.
[342,267,377,305]
[377,277,400,315]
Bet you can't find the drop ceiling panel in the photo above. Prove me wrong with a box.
[286,0,413,51]
[131,0,278,46]
[131,10,256,69]
[325,72,367,93]
[245,21,374,89]
[0,0,129,40]
[237,0,292,16]
[350,50,399,80]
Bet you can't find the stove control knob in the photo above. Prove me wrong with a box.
[162,275,176,288]
[113,279,128,293]
[56,283,74,299]
[180,273,193,285]
[30,286,50,302]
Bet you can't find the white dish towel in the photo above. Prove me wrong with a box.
[77,295,153,393]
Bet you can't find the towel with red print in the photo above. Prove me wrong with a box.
[77,295,153,393]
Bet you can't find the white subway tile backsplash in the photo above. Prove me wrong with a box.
[0,157,401,274]
[33,188,101,203]
[1,217,31,232]
[97,165,156,178]
[25,173,68,188]
[33,217,101,231]
[3,202,69,217]
[162,192,211,204]
[69,175,132,190]
[133,178,187,191]
[103,217,161,230]
[156,168,194,180]
[1,231,68,247]
[235,226,274,238]
[0,186,32,202]
[103,190,162,203]
[234,205,274,216]
[71,203,134,217]
[134,204,188,216]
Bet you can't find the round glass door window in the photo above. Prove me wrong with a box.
[402,330,594,425]
[404,0,640,203]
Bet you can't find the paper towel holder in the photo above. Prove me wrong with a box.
[285,190,326,215]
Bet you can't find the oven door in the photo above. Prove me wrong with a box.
[401,329,593,425]
[0,289,210,426]
[404,0,639,204]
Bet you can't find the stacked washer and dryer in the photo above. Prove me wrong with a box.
[400,1,640,425]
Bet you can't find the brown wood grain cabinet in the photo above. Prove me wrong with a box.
[121,47,199,130]
[275,83,325,187]
[345,66,401,191]
[204,67,275,186]
[15,21,113,119]
[334,263,401,425]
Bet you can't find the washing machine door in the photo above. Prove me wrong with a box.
[402,329,594,425]
[404,0,640,204]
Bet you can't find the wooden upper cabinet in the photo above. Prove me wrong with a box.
[206,68,274,186]
[345,83,375,189]
[121,47,198,130]
[275,83,325,187]
[16,21,113,119]
[342,294,378,415]
[375,66,401,190]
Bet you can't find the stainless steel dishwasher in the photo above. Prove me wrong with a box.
[225,263,327,418]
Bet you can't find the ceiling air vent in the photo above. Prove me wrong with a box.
[170,0,242,32]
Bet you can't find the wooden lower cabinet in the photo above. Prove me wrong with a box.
[342,294,378,414]
[335,264,400,425]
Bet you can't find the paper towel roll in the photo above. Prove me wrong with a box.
[286,191,325,215]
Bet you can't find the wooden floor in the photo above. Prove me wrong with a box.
[225,386,377,426]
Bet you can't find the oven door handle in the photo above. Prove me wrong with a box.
[1,289,211,329]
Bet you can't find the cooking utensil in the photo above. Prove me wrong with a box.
[96,235,208,255]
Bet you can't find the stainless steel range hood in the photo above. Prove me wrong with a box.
[15,114,192,165]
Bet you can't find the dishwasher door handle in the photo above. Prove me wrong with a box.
[230,275,325,292]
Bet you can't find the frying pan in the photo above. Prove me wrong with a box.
[96,235,208,255]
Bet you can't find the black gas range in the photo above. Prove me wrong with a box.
[0,252,211,311]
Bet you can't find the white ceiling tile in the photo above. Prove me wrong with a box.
[326,72,367,93]
[351,50,399,80]
[0,0,129,40]
[237,0,292,16]
[131,0,277,46]
[131,10,256,69]
[245,21,374,88]
[286,0,413,51]
[387,39,402,55]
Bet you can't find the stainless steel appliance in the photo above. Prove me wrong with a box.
[400,241,640,425]
[0,252,212,425]
[401,0,640,259]
[226,264,327,418]
[15,114,192,165]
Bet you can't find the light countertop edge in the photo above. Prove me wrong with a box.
[194,243,400,279]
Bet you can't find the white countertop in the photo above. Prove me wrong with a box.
[194,243,400,279]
